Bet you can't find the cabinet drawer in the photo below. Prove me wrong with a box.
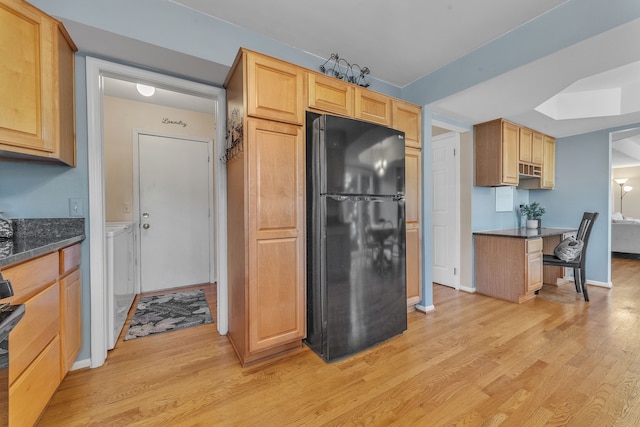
[526,238,543,253]
[9,282,60,384]
[9,334,61,427]
[2,252,58,303]
[60,243,81,275]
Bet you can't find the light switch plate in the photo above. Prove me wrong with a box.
[69,198,83,217]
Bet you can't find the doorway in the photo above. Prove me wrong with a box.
[86,58,227,368]
[136,132,212,292]
[432,132,460,288]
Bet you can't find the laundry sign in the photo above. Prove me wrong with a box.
[161,117,187,128]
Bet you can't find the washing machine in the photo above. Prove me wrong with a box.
[106,222,136,349]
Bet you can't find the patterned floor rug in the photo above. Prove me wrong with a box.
[124,289,213,341]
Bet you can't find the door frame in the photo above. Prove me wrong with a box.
[133,130,215,294]
[86,57,227,368]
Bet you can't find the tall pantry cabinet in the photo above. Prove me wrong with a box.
[224,49,306,365]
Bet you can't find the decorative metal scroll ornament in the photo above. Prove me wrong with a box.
[319,53,371,88]
[221,108,243,164]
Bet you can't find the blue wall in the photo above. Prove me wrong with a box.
[0,57,91,360]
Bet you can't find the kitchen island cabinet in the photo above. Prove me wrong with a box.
[0,0,77,166]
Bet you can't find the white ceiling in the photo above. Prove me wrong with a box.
[99,0,640,167]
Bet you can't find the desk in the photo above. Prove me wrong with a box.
[473,227,575,303]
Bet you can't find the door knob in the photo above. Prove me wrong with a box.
[143,223,150,229]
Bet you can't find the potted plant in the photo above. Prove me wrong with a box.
[520,202,546,229]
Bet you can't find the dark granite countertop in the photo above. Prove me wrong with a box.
[473,227,576,239]
[0,218,85,269]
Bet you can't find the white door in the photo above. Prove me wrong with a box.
[138,133,211,292]
[432,132,460,288]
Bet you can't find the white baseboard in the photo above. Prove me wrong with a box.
[71,358,92,371]
[587,280,612,289]
[416,304,435,313]
[458,285,475,293]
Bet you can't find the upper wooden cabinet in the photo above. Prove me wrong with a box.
[0,0,77,166]
[519,127,533,163]
[355,87,393,127]
[475,118,555,189]
[393,101,422,149]
[541,135,556,189]
[307,72,354,117]
[474,119,519,186]
[243,50,305,125]
[532,131,544,165]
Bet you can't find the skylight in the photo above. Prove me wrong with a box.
[536,60,640,120]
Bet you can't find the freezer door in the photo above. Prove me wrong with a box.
[319,114,405,197]
[323,196,407,361]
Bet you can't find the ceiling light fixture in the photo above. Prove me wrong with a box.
[136,83,155,97]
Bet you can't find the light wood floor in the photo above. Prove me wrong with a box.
[38,258,640,426]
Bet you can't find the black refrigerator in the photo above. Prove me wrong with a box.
[305,112,407,362]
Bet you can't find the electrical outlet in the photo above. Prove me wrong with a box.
[69,198,83,217]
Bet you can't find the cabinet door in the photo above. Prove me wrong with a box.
[393,101,422,149]
[0,0,55,154]
[246,52,304,125]
[307,73,354,117]
[9,335,61,427]
[532,132,544,165]
[9,282,60,385]
[355,87,392,126]
[541,136,555,189]
[526,240,543,293]
[247,118,305,352]
[501,121,520,185]
[405,147,422,305]
[519,127,532,163]
[60,268,82,375]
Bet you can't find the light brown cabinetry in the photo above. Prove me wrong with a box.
[393,101,422,149]
[541,135,556,189]
[519,127,533,163]
[307,72,354,117]
[59,244,82,375]
[474,235,543,303]
[0,0,77,166]
[245,51,304,125]
[404,147,422,306]
[475,118,556,189]
[355,87,393,127]
[2,243,81,427]
[474,119,519,186]
[225,49,306,365]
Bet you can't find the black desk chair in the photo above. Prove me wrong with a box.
[543,212,598,301]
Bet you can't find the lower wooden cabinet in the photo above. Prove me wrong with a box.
[474,235,543,303]
[60,268,82,375]
[2,243,82,426]
[9,335,61,427]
